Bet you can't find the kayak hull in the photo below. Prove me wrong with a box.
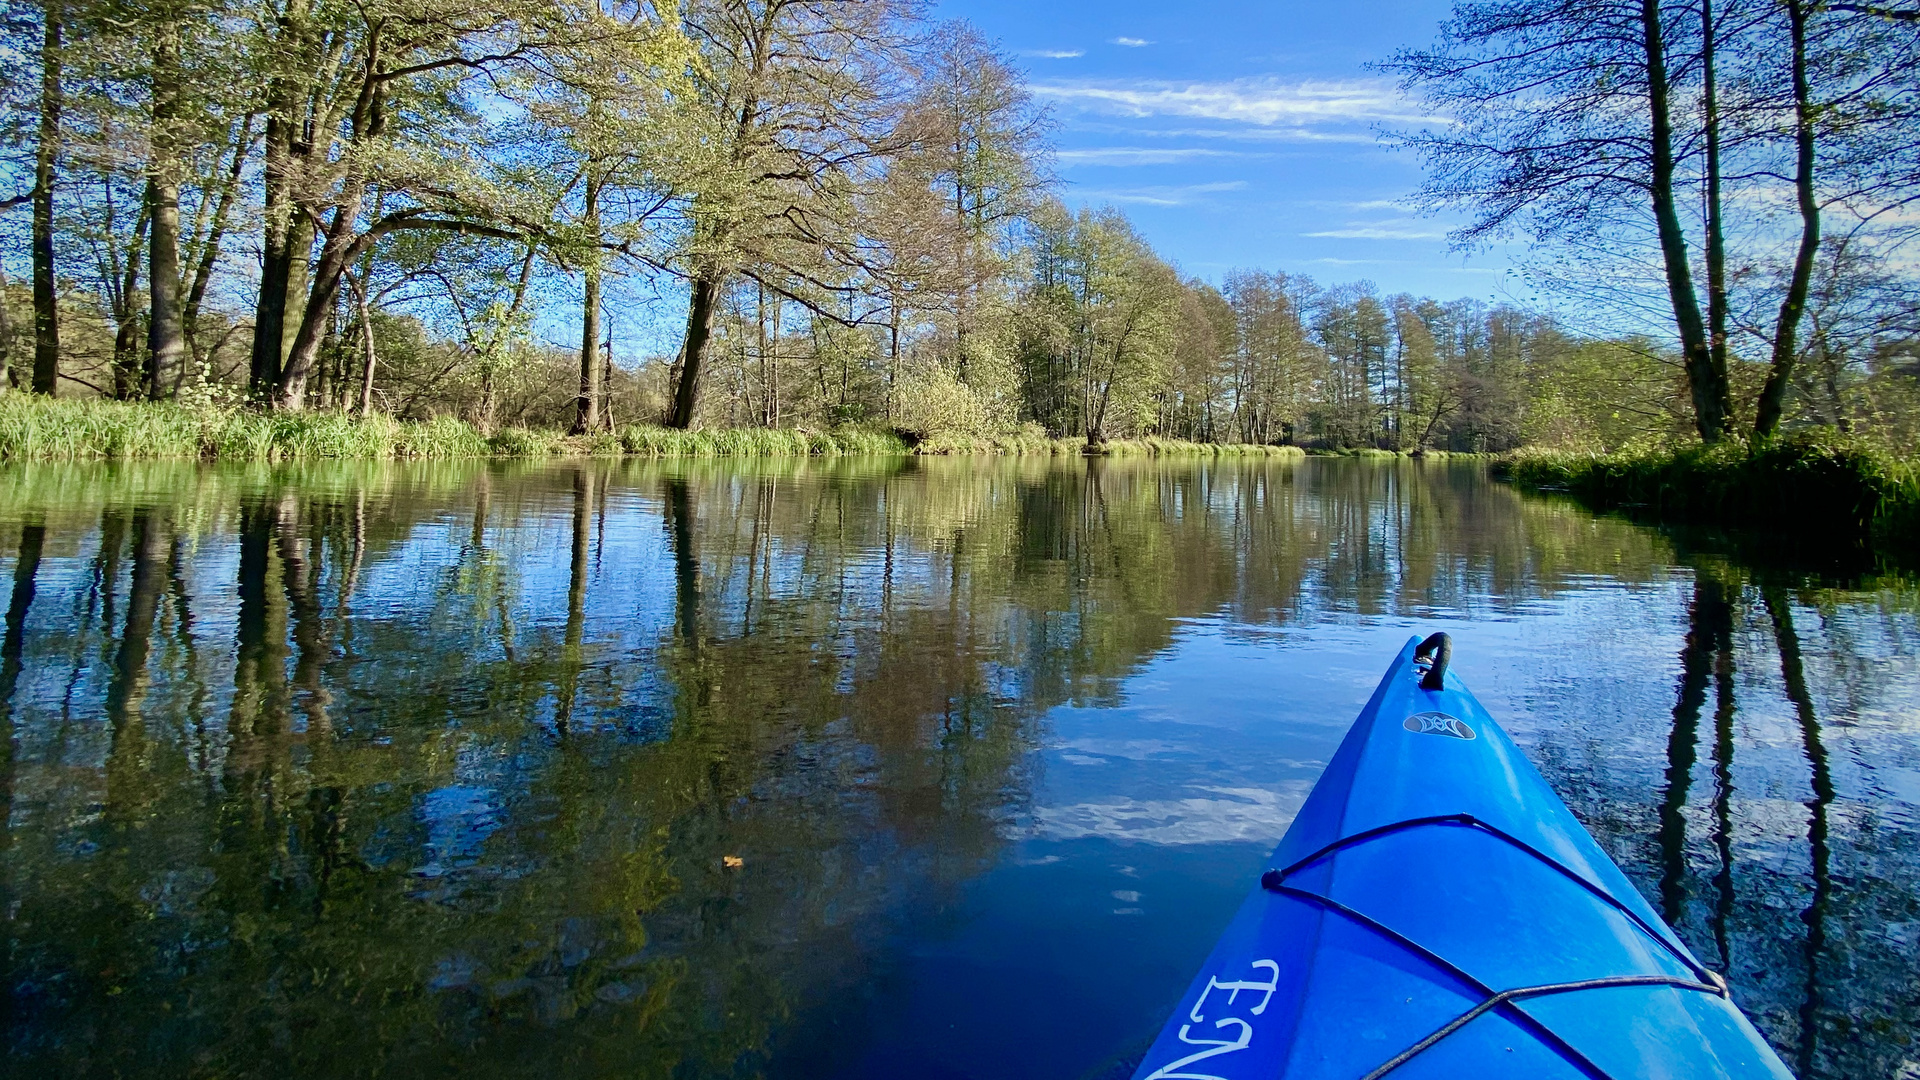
[1131,636,1794,1080]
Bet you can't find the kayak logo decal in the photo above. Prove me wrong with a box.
[1403,712,1475,740]
[1140,959,1280,1080]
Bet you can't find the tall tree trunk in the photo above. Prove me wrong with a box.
[278,58,385,413]
[30,4,62,395]
[278,205,357,411]
[249,0,311,397]
[756,290,771,424]
[112,208,151,400]
[887,303,899,421]
[669,270,723,429]
[145,186,184,400]
[351,272,377,416]
[146,13,185,400]
[572,176,603,435]
[1754,0,1823,441]
[0,268,14,391]
[478,368,496,434]
[1702,0,1730,387]
[251,113,297,397]
[600,327,613,430]
[1642,0,1729,442]
[184,114,253,363]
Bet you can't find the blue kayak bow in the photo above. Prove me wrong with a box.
[1131,634,1794,1080]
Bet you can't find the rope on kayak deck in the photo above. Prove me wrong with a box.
[1260,813,1726,988]
[1262,883,1618,1080]
[1266,883,1724,1080]
[1358,973,1729,1080]
[1261,815,1733,1079]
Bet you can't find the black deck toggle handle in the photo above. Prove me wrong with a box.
[1414,633,1451,692]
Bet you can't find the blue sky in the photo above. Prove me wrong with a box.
[939,0,1523,303]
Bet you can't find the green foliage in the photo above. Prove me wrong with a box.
[891,366,997,440]
[1501,429,1920,551]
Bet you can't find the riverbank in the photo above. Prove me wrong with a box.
[0,396,1302,461]
[1499,433,1920,551]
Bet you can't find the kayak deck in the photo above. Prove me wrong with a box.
[1131,635,1793,1080]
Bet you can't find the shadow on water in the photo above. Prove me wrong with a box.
[0,457,1912,1079]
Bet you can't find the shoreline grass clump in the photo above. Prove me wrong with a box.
[910,431,1307,457]
[0,396,499,461]
[615,424,909,457]
[0,395,1326,464]
[1499,430,1920,550]
[0,396,922,462]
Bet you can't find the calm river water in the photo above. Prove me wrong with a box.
[1,457,1915,1079]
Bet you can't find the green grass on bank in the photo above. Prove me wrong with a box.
[0,396,1306,462]
[0,396,492,460]
[1499,431,1920,550]
[912,430,1305,457]
[0,396,910,461]
[1302,446,1483,459]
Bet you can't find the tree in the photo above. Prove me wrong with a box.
[1389,0,1732,439]
[1315,283,1391,447]
[662,0,919,429]
[510,13,697,436]
[30,0,61,394]
[250,0,653,410]
[1162,280,1234,441]
[1748,1,1920,437]
[1223,269,1320,444]
[895,21,1050,382]
[1014,203,1178,445]
[1391,0,1920,443]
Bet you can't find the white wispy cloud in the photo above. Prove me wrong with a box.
[1082,124,1376,145]
[1022,48,1085,59]
[1032,77,1432,128]
[1112,36,1152,47]
[1305,218,1447,240]
[1074,180,1248,206]
[1056,147,1251,166]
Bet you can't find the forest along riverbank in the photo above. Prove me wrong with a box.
[1502,431,1920,556]
[0,396,1310,461]
[0,456,1911,1080]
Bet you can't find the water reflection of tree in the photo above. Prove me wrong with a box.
[1760,588,1836,1080]
[1,458,1910,1080]
[1619,562,1916,1080]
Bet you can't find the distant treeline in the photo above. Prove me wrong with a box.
[1,0,1916,456]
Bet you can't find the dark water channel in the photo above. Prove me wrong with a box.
[1,457,1915,1080]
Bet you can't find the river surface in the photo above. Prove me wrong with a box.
[1,457,1915,1080]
